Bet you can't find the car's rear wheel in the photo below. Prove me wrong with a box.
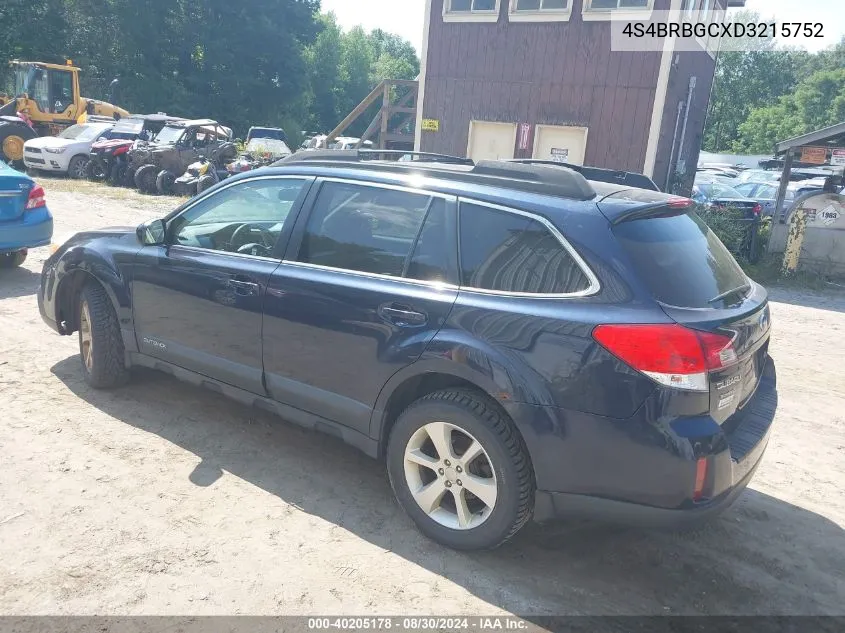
[77,282,130,389]
[0,249,27,268]
[387,389,534,550]
[133,164,158,194]
[67,155,89,180]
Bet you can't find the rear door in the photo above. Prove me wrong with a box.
[612,211,771,423]
[262,179,459,435]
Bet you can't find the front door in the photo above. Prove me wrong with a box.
[131,175,312,393]
[262,179,459,435]
[532,125,589,166]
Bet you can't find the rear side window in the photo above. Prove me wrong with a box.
[298,181,436,278]
[613,212,748,308]
[459,203,591,294]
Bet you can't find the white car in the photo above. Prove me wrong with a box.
[23,122,116,179]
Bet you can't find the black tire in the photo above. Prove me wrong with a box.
[155,169,176,195]
[0,249,27,268]
[387,389,535,550]
[77,282,130,389]
[86,157,107,181]
[67,155,89,180]
[197,174,216,194]
[123,163,139,187]
[133,164,158,194]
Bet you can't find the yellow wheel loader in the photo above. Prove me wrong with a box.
[0,60,130,165]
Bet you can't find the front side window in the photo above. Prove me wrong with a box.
[459,203,592,295]
[297,181,440,279]
[169,178,308,257]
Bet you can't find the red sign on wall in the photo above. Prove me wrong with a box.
[518,124,532,151]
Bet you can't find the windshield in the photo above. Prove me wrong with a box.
[613,211,749,309]
[697,183,746,200]
[154,126,186,144]
[112,119,144,135]
[58,124,110,141]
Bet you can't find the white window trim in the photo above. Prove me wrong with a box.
[508,0,573,22]
[442,0,502,23]
[581,0,654,21]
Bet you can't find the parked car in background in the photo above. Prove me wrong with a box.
[246,126,288,143]
[737,169,780,184]
[40,153,777,550]
[0,160,52,268]
[732,181,795,218]
[331,137,374,150]
[23,121,116,179]
[692,181,762,218]
[87,114,185,184]
[697,165,740,179]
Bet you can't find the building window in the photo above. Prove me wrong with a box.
[509,0,571,21]
[584,0,651,11]
[443,0,501,22]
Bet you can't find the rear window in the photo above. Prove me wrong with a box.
[613,212,748,308]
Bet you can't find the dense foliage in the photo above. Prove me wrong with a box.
[0,0,419,143]
[703,10,845,155]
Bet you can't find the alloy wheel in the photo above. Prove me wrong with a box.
[80,300,94,372]
[403,421,498,530]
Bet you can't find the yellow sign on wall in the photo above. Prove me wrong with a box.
[421,119,440,132]
[800,146,828,165]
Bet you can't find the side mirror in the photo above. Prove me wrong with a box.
[137,219,166,245]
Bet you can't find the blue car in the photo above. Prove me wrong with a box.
[0,161,53,268]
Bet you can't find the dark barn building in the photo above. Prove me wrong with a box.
[414,0,744,192]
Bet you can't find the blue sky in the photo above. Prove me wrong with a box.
[321,0,844,54]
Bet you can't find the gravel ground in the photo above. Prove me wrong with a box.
[0,178,843,618]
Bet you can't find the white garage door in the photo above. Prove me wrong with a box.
[533,125,589,166]
[467,121,517,162]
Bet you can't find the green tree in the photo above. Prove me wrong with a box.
[734,68,845,153]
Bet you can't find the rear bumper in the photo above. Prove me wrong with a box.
[0,207,53,252]
[521,357,778,525]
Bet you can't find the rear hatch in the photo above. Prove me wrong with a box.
[0,162,30,222]
[601,194,771,423]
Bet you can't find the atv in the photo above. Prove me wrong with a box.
[128,119,235,195]
[173,156,221,196]
[86,114,184,185]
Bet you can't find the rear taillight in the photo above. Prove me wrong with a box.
[592,324,737,392]
[693,458,708,501]
[753,203,762,216]
[25,184,46,210]
[667,197,693,209]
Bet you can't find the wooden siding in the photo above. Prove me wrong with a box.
[420,0,717,185]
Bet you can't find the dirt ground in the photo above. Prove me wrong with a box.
[0,177,843,618]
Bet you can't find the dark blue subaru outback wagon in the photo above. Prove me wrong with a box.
[38,151,777,550]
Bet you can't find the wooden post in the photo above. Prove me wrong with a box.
[379,82,391,149]
[774,150,793,225]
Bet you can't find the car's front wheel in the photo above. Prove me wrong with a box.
[68,155,89,180]
[77,282,130,389]
[387,390,534,550]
